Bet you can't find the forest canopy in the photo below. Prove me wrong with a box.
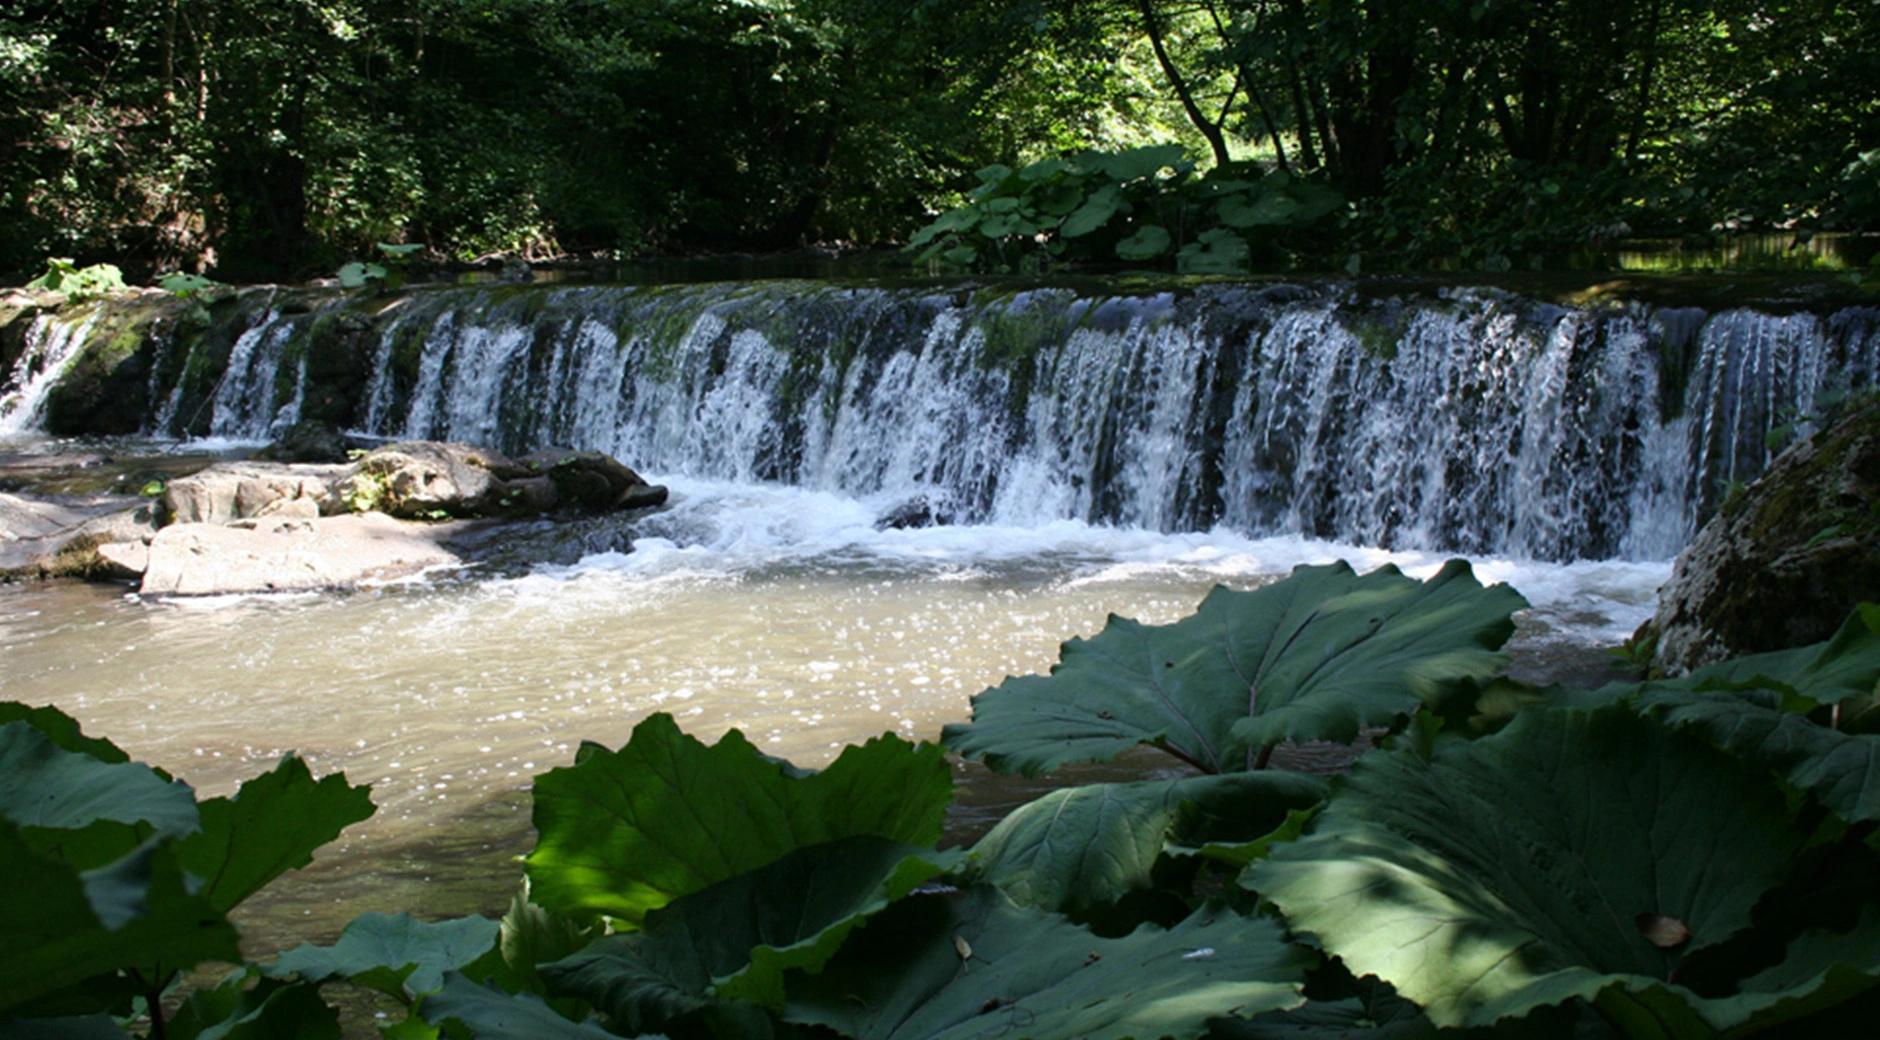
[1,0,1874,281]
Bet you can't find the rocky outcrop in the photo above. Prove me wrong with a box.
[1648,397,1880,674]
[0,491,161,580]
[162,462,347,524]
[5,439,666,594]
[139,513,461,596]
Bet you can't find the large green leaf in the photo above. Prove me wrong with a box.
[421,975,628,1040]
[268,913,499,999]
[1086,144,1187,182]
[1247,707,1833,1031]
[174,754,374,914]
[1637,687,1880,823]
[943,560,1524,776]
[526,713,951,924]
[969,772,1326,915]
[542,837,958,1034]
[167,975,340,1040]
[1060,186,1124,238]
[784,887,1309,1040]
[0,824,240,1013]
[1207,989,1437,1039]
[0,1015,127,1039]
[0,704,130,763]
[1675,603,1880,706]
[1116,225,1172,261]
[0,722,199,845]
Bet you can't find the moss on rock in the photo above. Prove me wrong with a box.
[1648,395,1880,673]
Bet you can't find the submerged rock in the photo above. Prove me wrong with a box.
[1648,396,1880,673]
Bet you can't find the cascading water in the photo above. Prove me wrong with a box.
[0,309,105,434]
[60,280,1880,562]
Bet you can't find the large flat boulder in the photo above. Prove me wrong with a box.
[1648,397,1880,673]
[139,513,461,596]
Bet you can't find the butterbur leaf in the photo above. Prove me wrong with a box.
[167,975,339,1040]
[175,754,374,914]
[526,713,950,924]
[943,560,1524,776]
[0,722,199,869]
[0,822,239,1013]
[970,772,1326,914]
[268,913,499,999]
[542,838,959,1033]
[1637,686,1880,823]
[1248,707,1818,1030]
[1087,144,1186,182]
[1115,225,1172,261]
[1676,604,1880,706]
[0,704,130,763]
[1060,186,1123,238]
[1208,988,1437,1039]
[783,887,1309,1040]
[422,975,624,1039]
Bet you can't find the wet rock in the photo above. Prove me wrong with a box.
[519,448,668,513]
[94,541,150,579]
[139,513,461,596]
[875,494,953,530]
[0,492,153,578]
[350,441,519,518]
[1648,396,1880,673]
[162,462,346,525]
[256,419,352,463]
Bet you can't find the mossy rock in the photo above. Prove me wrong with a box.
[40,298,177,434]
[1648,395,1880,673]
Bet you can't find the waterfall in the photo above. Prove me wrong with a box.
[16,281,1879,562]
[0,309,106,433]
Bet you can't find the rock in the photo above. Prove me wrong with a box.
[519,448,668,513]
[350,441,522,518]
[94,541,150,579]
[0,492,152,577]
[256,420,352,463]
[875,494,953,530]
[1648,397,1880,674]
[162,462,346,524]
[139,514,461,596]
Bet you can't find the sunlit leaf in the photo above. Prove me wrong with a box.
[526,713,951,925]
[943,560,1524,775]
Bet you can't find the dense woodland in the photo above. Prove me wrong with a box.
[2,0,1876,280]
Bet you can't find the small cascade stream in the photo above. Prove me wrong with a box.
[101,280,1880,562]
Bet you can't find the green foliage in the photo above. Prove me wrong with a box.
[942,560,1526,775]
[0,705,372,1031]
[156,273,219,298]
[525,712,951,925]
[781,888,1310,1040]
[967,772,1326,917]
[908,148,1345,273]
[24,259,124,301]
[7,571,1880,1039]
